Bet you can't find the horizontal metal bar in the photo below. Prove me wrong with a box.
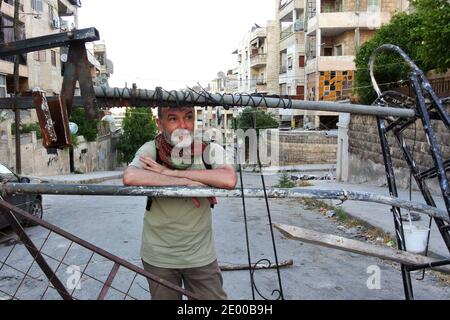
[0,87,415,118]
[92,87,416,118]
[0,28,100,57]
[2,183,448,223]
[0,96,101,110]
[406,259,450,272]
[0,86,416,118]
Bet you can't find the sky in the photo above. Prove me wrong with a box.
[78,0,276,90]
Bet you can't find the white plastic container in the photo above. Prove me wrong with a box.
[403,225,430,254]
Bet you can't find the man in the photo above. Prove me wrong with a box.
[123,105,237,300]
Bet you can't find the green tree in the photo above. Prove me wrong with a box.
[116,107,158,164]
[412,0,450,73]
[235,107,279,131]
[354,12,424,104]
[355,0,450,104]
[69,108,99,142]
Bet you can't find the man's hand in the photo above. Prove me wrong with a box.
[185,180,217,209]
[139,156,173,176]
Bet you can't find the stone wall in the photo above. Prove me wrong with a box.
[348,111,450,192]
[268,131,337,166]
[0,121,117,176]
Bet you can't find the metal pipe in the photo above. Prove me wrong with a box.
[92,86,416,118]
[0,87,417,118]
[0,27,100,57]
[13,0,21,174]
[2,183,448,223]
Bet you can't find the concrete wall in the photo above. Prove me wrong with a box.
[268,130,337,165]
[347,112,450,192]
[0,121,117,176]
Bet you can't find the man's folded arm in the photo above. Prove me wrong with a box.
[123,166,199,187]
[170,165,237,190]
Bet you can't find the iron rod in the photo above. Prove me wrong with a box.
[92,86,416,118]
[0,27,100,57]
[2,183,448,223]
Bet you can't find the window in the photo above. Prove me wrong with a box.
[31,0,43,12]
[34,50,47,62]
[287,56,293,70]
[51,50,57,67]
[299,55,305,68]
[4,0,24,11]
[368,0,380,11]
[296,85,305,100]
[335,44,343,56]
[0,74,7,98]
[0,16,26,65]
[323,47,333,56]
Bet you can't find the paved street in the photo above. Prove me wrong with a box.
[0,173,449,300]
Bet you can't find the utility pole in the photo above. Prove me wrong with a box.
[13,0,21,173]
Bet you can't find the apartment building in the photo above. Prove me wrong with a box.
[233,23,279,95]
[93,43,114,87]
[0,0,80,96]
[276,0,308,128]
[304,0,409,128]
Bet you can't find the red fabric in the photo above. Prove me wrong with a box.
[155,133,206,170]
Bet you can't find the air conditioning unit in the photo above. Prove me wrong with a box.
[51,17,60,29]
[60,19,69,31]
[294,20,304,32]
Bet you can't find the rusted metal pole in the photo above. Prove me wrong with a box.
[92,86,416,118]
[2,183,448,223]
[13,0,21,174]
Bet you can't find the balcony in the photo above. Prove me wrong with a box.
[279,0,304,20]
[58,0,77,16]
[306,55,355,74]
[307,11,392,34]
[280,25,293,41]
[250,53,267,69]
[279,66,287,74]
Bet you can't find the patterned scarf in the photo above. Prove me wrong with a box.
[155,133,206,170]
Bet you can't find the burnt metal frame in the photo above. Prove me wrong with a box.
[0,199,200,300]
[0,33,448,299]
[370,45,450,300]
[1,185,449,300]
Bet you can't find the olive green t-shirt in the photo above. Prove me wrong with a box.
[129,140,234,269]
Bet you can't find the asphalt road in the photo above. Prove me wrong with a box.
[0,173,449,300]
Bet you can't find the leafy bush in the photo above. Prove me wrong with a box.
[69,108,99,142]
[235,107,279,131]
[116,107,158,164]
[355,1,450,104]
[11,122,42,140]
[275,173,296,188]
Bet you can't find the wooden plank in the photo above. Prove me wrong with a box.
[273,223,450,274]
[219,259,293,271]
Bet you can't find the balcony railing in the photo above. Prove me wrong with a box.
[280,25,293,41]
[250,53,267,68]
[279,0,293,10]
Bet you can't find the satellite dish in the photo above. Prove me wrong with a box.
[101,115,118,133]
[217,71,226,79]
[69,122,78,134]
